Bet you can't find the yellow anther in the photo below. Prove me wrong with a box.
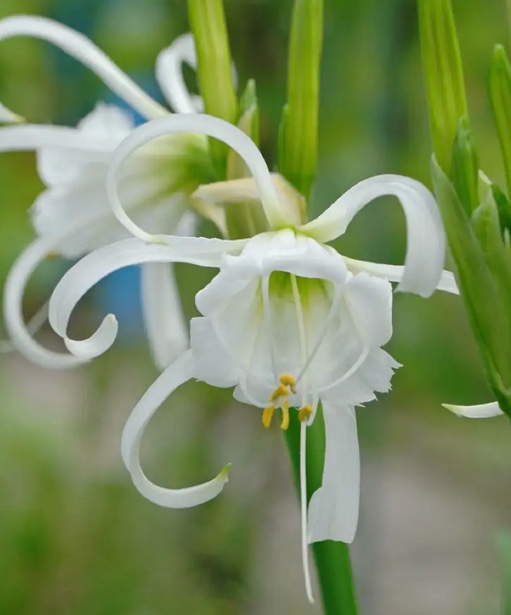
[280,402,290,431]
[298,404,313,423]
[270,384,290,402]
[262,406,275,429]
[279,373,297,394]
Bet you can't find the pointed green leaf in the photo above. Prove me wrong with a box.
[472,191,511,343]
[451,116,479,213]
[491,183,511,237]
[278,0,323,198]
[489,44,511,199]
[431,156,511,382]
[418,0,468,173]
[188,0,237,176]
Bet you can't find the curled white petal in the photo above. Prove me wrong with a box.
[443,401,504,418]
[121,349,230,508]
[302,175,446,297]
[48,235,247,359]
[3,237,85,368]
[307,404,360,544]
[156,33,201,114]
[0,15,168,120]
[107,115,288,242]
[344,258,459,295]
[0,124,119,154]
[0,301,48,354]
[156,32,237,114]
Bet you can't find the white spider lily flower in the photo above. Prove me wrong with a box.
[46,114,458,602]
[0,16,225,369]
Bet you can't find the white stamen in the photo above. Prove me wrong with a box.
[295,285,342,386]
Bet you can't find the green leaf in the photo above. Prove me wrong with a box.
[284,410,358,615]
[472,191,511,341]
[491,183,511,237]
[418,0,468,173]
[489,44,511,199]
[451,116,479,213]
[431,156,511,385]
[278,0,323,198]
[188,0,237,177]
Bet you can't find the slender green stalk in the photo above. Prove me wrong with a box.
[418,0,467,173]
[489,45,511,199]
[188,0,237,176]
[284,411,358,615]
[278,0,323,198]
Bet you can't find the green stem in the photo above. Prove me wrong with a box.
[283,410,358,614]
[188,0,237,177]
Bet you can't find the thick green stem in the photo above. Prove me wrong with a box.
[283,411,358,615]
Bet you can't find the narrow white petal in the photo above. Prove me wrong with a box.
[141,263,188,371]
[443,401,504,418]
[302,175,446,297]
[344,257,459,295]
[3,237,85,368]
[300,423,314,604]
[106,115,288,242]
[0,124,118,153]
[121,350,230,507]
[0,15,168,119]
[0,301,48,353]
[156,33,200,114]
[308,404,360,544]
[49,235,246,359]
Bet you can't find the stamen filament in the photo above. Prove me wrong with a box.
[262,406,274,429]
[280,401,290,430]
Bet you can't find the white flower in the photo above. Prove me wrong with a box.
[45,114,459,602]
[0,16,224,370]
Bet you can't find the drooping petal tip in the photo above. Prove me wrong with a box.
[64,313,118,359]
[442,401,504,418]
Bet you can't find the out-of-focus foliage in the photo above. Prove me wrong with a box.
[0,1,509,614]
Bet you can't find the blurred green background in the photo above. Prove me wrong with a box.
[0,1,510,614]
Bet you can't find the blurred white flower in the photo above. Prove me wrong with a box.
[0,16,225,369]
[46,113,459,601]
